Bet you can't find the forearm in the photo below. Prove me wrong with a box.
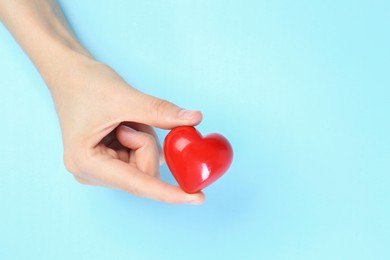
[0,0,92,80]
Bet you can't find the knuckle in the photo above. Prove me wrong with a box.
[154,184,180,204]
[142,133,156,147]
[63,147,87,174]
[122,176,145,198]
[63,152,78,174]
[157,196,173,204]
[158,195,180,204]
[73,176,89,185]
[152,99,172,120]
[126,185,142,198]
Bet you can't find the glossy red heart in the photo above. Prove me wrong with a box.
[164,126,233,194]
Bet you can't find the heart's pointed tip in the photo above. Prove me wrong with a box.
[181,186,202,194]
[183,188,206,205]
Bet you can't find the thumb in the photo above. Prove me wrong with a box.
[128,93,203,129]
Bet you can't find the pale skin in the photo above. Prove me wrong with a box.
[0,0,205,205]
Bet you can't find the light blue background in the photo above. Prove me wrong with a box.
[0,0,389,259]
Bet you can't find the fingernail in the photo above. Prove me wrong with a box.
[120,125,136,132]
[178,109,197,120]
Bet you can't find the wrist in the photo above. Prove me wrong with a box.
[24,22,95,78]
[36,40,94,79]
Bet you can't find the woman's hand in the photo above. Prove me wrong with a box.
[0,0,205,204]
[47,55,205,204]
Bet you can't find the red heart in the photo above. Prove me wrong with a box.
[164,126,233,194]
